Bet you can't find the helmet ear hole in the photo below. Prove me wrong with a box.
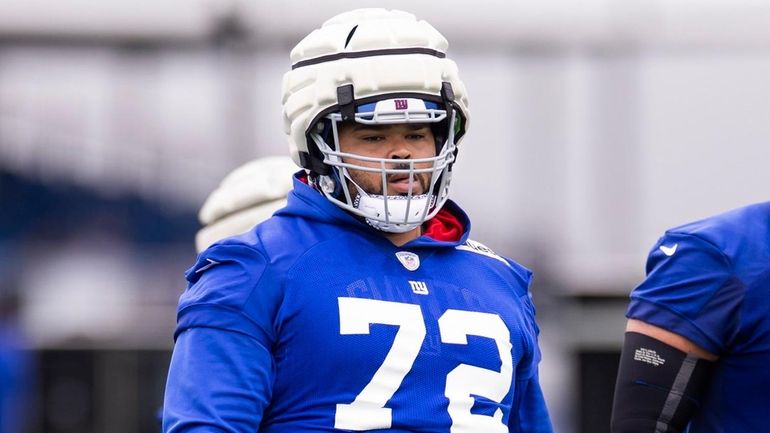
[303,134,332,176]
[430,118,449,153]
[452,111,467,142]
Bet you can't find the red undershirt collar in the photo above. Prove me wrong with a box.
[422,207,464,242]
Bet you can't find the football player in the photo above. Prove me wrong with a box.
[163,8,553,433]
[611,201,770,432]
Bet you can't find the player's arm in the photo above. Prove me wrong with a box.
[163,244,279,432]
[610,319,717,433]
[626,319,718,361]
[509,289,553,433]
[513,372,554,433]
[163,327,273,433]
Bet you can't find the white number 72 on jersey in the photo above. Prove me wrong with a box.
[335,297,513,433]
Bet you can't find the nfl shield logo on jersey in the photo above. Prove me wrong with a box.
[395,251,420,271]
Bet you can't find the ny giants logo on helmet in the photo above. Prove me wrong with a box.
[394,99,408,110]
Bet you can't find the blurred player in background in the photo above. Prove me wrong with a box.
[156,157,295,428]
[0,272,33,433]
[195,156,296,253]
[163,8,552,433]
[611,201,770,433]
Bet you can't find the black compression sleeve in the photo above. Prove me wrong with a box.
[610,332,714,433]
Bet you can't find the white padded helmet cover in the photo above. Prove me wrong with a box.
[282,8,470,167]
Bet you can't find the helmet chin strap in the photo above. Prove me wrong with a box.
[353,192,433,233]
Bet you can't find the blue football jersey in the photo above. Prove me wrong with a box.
[627,201,770,432]
[0,322,31,433]
[163,174,552,433]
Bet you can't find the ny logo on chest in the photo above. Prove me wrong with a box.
[408,280,429,295]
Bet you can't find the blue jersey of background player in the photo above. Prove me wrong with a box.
[611,201,770,433]
[0,283,32,433]
[162,8,552,433]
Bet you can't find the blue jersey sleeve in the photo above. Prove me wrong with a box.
[163,243,283,433]
[514,291,541,381]
[627,232,745,354]
[511,372,553,433]
[506,268,552,433]
[163,327,273,433]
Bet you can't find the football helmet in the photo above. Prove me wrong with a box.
[282,8,470,233]
[196,156,296,252]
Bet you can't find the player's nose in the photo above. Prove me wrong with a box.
[386,136,412,160]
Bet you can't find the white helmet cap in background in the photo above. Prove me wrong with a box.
[195,156,296,252]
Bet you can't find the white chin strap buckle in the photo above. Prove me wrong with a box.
[353,193,432,233]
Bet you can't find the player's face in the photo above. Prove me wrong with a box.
[337,122,436,196]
